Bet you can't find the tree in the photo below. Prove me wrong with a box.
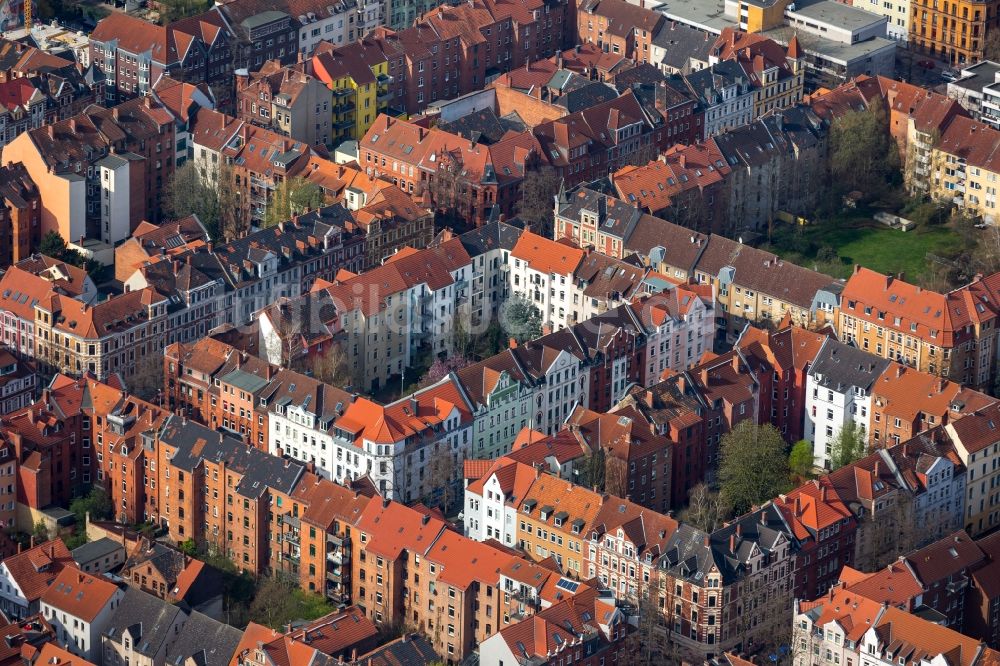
[425,451,460,516]
[830,421,867,470]
[789,440,815,479]
[125,351,165,404]
[718,421,791,516]
[264,176,325,228]
[516,167,562,237]
[264,299,304,368]
[39,230,67,258]
[417,354,473,388]
[36,230,99,276]
[986,29,1000,61]
[679,483,729,532]
[578,448,606,490]
[500,294,543,343]
[179,539,198,556]
[621,573,674,666]
[166,162,223,239]
[307,342,353,387]
[69,486,113,527]
[32,521,50,543]
[829,98,900,199]
[248,573,331,629]
[158,0,211,23]
[605,456,629,498]
[426,156,469,228]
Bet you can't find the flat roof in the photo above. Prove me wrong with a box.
[788,0,887,32]
[950,60,1000,92]
[655,0,732,34]
[764,25,897,66]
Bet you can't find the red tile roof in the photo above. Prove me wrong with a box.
[354,500,447,560]
[511,230,584,276]
[40,567,119,622]
[2,541,74,605]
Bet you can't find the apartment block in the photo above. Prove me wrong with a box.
[909,0,1000,65]
[88,13,231,105]
[840,267,1000,391]
[235,61,333,148]
[310,41,392,143]
[156,417,306,575]
[3,96,177,242]
[805,339,890,469]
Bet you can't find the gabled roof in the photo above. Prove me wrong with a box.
[798,586,884,642]
[511,230,585,276]
[354,500,448,560]
[870,606,984,666]
[104,587,184,657]
[41,567,119,622]
[2,540,74,605]
[163,610,241,666]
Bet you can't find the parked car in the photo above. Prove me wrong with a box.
[942,68,959,81]
[917,59,936,69]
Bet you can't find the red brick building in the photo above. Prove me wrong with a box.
[565,406,672,513]
[533,91,656,188]
[775,478,857,599]
[361,115,546,226]
[0,163,39,269]
[737,324,831,444]
[367,0,571,116]
[617,377,706,508]
[577,0,663,64]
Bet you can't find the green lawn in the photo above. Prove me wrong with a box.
[763,215,966,282]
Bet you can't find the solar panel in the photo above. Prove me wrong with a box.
[555,578,579,593]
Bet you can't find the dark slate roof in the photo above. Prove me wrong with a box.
[684,60,751,105]
[352,634,439,666]
[652,21,714,71]
[457,220,525,257]
[808,339,890,392]
[104,587,185,658]
[555,187,643,242]
[71,537,124,565]
[165,611,242,666]
[438,108,510,145]
[554,81,619,113]
[660,504,791,585]
[158,416,304,497]
[691,234,837,309]
[123,542,186,587]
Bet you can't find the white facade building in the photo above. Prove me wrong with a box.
[41,569,124,662]
[634,284,715,384]
[806,340,889,469]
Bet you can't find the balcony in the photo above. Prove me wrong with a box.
[332,100,355,114]
[333,87,353,97]
[947,576,969,594]
[334,119,354,131]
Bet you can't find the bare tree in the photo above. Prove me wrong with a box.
[264,300,304,369]
[307,342,353,387]
[605,456,630,499]
[516,166,562,237]
[854,491,917,571]
[125,351,166,404]
[622,573,674,666]
[679,483,729,533]
[425,154,470,227]
[217,163,248,242]
[424,448,459,515]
